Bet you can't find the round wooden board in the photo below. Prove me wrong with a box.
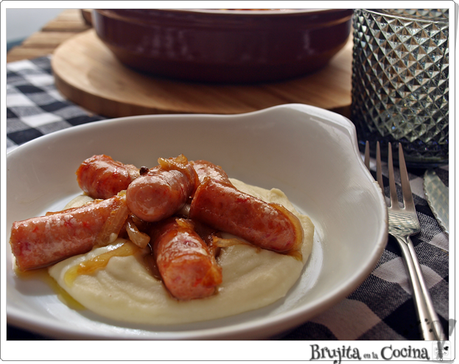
[52,29,352,118]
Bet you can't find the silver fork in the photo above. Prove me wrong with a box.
[365,141,445,341]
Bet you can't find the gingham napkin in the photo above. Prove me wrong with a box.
[6,56,104,154]
[6,56,449,340]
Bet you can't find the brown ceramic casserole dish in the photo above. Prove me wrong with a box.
[93,9,353,83]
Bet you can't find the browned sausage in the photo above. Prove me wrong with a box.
[126,155,198,222]
[10,192,129,271]
[189,179,303,255]
[151,218,222,300]
[191,160,232,185]
[76,154,140,199]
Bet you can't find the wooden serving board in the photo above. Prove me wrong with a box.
[52,29,352,118]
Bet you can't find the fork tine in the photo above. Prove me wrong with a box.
[364,141,370,170]
[380,143,443,340]
[388,143,399,209]
[375,141,384,191]
[398,143,415,211]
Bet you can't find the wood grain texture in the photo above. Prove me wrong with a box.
[52,29,352,117]
[8,9,352,118]
[7,9,90,63]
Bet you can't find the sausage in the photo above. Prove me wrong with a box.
[10,192,129,271]
[126,155,198,222]
[151,218,222,300]
[191,160,232,186]
[76,154,140,199]
[189,179,304,255]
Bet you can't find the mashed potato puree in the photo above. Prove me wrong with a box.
[48,178,314,325]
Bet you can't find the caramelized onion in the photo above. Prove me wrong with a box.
[94,191,130,247]
[126,218,150,248]
[212,236,252,248]
[64,240,139,286]
[157,154,197,189]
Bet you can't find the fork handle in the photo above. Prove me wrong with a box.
[406,239,447,341]
[395,235,446,341]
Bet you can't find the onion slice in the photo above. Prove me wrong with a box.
[94,191,130,247]
[126,217,150,248]
[212,236,252,248]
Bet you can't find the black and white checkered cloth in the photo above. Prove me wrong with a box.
[6,56,104,154]
[6,56,450,340]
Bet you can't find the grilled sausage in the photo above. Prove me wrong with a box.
[10,192,129,271]
[126,155,198,222]
[189,179,303,255]
[76,154,140,199]
[151,218,222,300]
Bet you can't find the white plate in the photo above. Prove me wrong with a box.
[6,103,387,340]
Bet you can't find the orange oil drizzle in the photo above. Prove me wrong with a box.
[64,241,139,286]
[14,266,85,310]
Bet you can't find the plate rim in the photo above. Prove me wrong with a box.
[6,103,388,340]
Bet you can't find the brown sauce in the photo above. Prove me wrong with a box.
[142,251,162,281]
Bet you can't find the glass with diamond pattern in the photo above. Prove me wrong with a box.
[351,9,449,168]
